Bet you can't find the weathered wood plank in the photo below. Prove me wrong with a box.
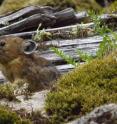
[53,8,77,27]
[38,35,103,64]
[56,64,75,73]
[1,15,116,39]
[0,14,56,35]
[45,35,102,47]
[0,22,94,39]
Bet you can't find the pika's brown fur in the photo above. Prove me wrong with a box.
[0,36,60,92]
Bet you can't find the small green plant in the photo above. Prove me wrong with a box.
[33,24,52,42]
[89,10,117,58]
[51,47,78,67]
[77,50,94,63]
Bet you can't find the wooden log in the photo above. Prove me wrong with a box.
[75,11,90,23]
[0,8,85,29]
[0,22,94,39]
[0,7,77,28]
[0,8,78,35]
[1,12,117,39]
[53,8,77,27]
[0,14,56,35]
[0,6,55,27]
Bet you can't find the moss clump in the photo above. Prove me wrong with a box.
[104,1,117,12]
[45,51,117,123]
[0,84,16,101]
[0,106,31,124]
[74,0,102,11]
[0,0,28,14]
[41,0,77,10]
[0,80,29,101]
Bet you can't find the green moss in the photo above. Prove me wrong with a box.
[0,0,28,14]
[0,0,102,14]
[45,51,117,123]
[6,0,117,15]
[74,0,102,11]
[1,0,117,14]
[0,0,76,14]
[0,106,31,124]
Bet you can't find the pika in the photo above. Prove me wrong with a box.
[0,36,60,92]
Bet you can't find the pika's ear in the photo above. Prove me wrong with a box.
[23,40,37,54]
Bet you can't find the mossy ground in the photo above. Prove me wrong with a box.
[0,0,117,15]
[0,0,102,14]
[45,51,117,123]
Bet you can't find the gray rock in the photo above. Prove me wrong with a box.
[0,90,48,115]
[67,104,117,124]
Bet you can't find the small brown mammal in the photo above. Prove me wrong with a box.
[0,36,60,92]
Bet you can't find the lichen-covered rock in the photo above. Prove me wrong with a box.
[45,51,117,123]
[67,104,117,124]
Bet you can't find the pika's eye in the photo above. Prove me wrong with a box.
[0,41,5,47]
